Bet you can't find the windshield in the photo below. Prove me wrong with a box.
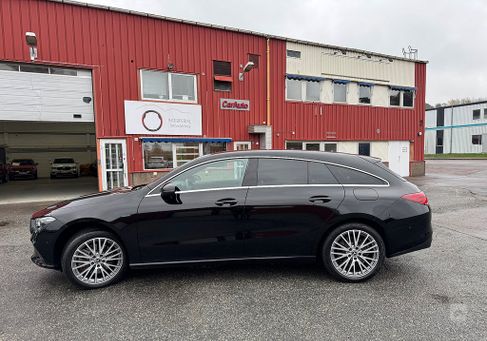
[53,158,75,164]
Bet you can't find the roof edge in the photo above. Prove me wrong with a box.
[48,0,428,64]
[426,100,487,111]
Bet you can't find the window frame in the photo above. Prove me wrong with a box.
[389,88,415,108]
[332,81,348,103]
[358,84,373,105]
[473,109,481,120]
[213,60,232,92]
[472,134,482,145]
[286,49,301,58]
[234,141,252,151]
[140,69,198,104]
[142,141,228,171]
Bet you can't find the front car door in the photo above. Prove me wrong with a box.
[136,158,249,263]
[243,158,345,257]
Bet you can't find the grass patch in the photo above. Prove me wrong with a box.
[425,153,487,159]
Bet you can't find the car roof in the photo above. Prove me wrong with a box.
[200,150,380,167]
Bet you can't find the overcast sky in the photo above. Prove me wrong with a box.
[84,0,487,105]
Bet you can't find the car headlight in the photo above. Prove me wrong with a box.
[30,216,56,234]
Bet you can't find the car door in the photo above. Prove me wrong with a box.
[243,158,345,257]
[137,158,250,262]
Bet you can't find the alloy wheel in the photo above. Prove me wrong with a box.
[70,237,123,285]
[330,229,380,279]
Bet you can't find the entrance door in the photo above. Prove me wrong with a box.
[100,139,128,190]
[388,141,410,177]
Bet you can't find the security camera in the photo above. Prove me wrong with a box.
[25,32,37,46]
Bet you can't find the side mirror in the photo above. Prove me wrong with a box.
[161,183,182,205]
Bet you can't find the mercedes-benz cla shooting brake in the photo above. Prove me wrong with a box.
[30,151,432,288]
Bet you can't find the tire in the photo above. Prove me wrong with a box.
[61,230,127,289]
[322,223,385,282]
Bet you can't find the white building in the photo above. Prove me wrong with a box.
[425,101,487,154]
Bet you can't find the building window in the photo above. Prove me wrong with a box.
[484,108,487,119]
[285,141,303,150]
[234,141,251,151]
[333,81,347,103]
[140,70,197,102]
[213,60,232,91]
[305,81,321,102]
[358,84,372,104]
[143,142,173,169]
[436,130,444,154]
[0,62,19,71]
[473,109,481,120]
[390,89,401,106]
[358,143,370,156]
[390,88,414,107]
[0,62,78,76]
[19,64,49,74]
[143,141,227,169]
[286,50,301,58]
[437,108,445,127]
[324,143,337,152]
[403,90,414,107]
[248,54,259,68]
[286,78,302,101]
[472,135,482,145]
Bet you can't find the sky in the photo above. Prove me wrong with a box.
[83,0,487,105]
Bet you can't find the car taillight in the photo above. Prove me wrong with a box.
[401,191,429,205]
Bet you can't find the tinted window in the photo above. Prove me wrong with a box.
[286,50,301,58]
[390,89,400,106]
[436,108,445,126]
[12,159,34,165]
[359,85,371,104]
[257,159,307,185]
[308,162,338,184]
[327,165,386,185]
[171,159,248,191]
[472,135,482,145]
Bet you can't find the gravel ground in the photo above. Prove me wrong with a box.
[0,160,486,340]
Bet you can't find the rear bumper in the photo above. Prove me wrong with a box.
[384,209,433,258]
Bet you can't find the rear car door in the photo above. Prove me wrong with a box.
[243,158,345,257]
[136,158,250,262]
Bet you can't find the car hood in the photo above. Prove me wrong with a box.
[32,186,144,219]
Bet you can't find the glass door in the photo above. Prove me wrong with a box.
[100,139,128,190]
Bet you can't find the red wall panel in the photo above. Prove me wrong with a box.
[0,0,267,174]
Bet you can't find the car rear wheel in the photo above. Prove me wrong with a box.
[322,223,385,282]
[61,230,127,289]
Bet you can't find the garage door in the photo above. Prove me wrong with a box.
[0,62,94,122]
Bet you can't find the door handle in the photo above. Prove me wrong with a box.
[309,195,331,204]
[215,198,238,206]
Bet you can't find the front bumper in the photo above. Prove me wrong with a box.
[31,248,57,269]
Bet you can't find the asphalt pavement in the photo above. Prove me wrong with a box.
[0,160,486,340]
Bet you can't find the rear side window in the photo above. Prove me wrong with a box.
[308,162,338,184]
[257,159,307,185]
[327,164,386,185]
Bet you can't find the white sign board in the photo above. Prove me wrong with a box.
[124,100,202,135]
[220,98,250,111]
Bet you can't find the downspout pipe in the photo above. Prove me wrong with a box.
[266,38,271,126]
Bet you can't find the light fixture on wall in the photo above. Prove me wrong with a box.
[239,61,255,81]
[25,32,37,61]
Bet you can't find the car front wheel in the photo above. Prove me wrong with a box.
[322,223,385,282]
[61,230,127,289]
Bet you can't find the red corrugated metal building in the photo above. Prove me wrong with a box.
[0,0,427,191]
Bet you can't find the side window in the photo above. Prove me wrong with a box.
[308,162,338,184]
[327,164,386,185]
[171,159,248,191]
[257,159,307,185]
